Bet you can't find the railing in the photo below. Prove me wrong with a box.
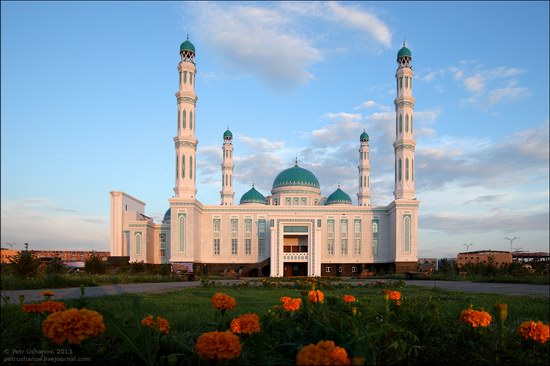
[283,253,308,262]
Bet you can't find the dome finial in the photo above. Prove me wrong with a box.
[252,182,255,187]
[294,156,298,167]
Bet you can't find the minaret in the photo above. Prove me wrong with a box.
[220,129,235,205]
[173,36,198,199]
[358,131,371,206]
[393,42,416,200]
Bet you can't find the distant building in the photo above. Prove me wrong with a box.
[457,250,512,268]
[0,248,19,263]
[0,249,109,264]
[513,252,549,263]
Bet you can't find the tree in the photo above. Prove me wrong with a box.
[9,250,40,278]
[84,251,108,274]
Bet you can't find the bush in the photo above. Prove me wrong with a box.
[85,252,108,274]
[46,257,66,275]
[9,250,40,278]
[129,261,146,274]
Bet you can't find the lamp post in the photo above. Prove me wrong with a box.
[504,237,519,253]
[462,243,474,253]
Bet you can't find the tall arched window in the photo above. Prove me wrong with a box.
[406,158,409,181]
[190,111,193,131]
[405,77,409,89]
[183,110,187,129]
[404,216,411,253]
[398,159,402,181]
[190,73,193,85]
[176,155,179,179]
[396,116,398,137]
[405,114,409,132]
[179,214,186,253]
[399,77,402,90]
[135,233,142,256]
[189,156,193,179]
[399,115,403,133]
[183,71,187,84]
[222,174,224,186]
[182,154,186,178]
[177,108,180,130]
[179,72,182,88]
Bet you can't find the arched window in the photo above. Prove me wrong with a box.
[182,154,186,178]
[405,114,409,132]
[179,72,182,88]
[399,77,402,90]
[398,159,402,181]
[177,108,180,130]
[405,77,409,89]
[183,110,187,129]
[406,158,409,181]
[404,216,411,253]
[176,155,179,179]
[396,116,398,137]
[190,73,193,85]
[183,71,187,84]
[190,156,193,179]
[222,174,224,186]
[190,111,193,131]
[399,115,403,133]
[135,233,142,256]
[225,174,227,186]
[179,214,186,253]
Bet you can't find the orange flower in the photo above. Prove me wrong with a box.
[211,293,237,311]
[460,308,493,328]
[517,321,549,343]
[382,290,401,305]
[23,301,66,314]
[280,297,302,312]
[141,315,170,335]
[42,308,106,345]
[308,290,324,303]
[230,313,261,335]
[342,295,356,303]
[296,340,351,365]
[42,290,55,298]
[195,331,242,361]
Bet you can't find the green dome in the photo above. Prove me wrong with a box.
[162,208,171,224]
[272,164,320,190]
[223,129,233,139]
[397,44,411,59]
[360,131,369,141]
[240,186,267,205]
[180,38,195,53]
[325,188,352,205]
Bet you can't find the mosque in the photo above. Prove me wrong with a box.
[109,37,419,277]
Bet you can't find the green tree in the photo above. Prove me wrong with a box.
[9,250,40,278]
[84,251,108,274]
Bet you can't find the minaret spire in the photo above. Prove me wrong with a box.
[358,130,371,206]
[220,128,235,205]
[393,42,415,200]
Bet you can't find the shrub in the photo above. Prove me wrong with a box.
[84,252,108,275]
[46,257,66,275]
[130,261,146,274]
[9,250,40,278]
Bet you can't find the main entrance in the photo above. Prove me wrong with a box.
[283,262,307,277]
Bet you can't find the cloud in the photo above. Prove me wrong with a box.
[355,100,378,110]
[464,195,505,205]
[238,136,285,151]
[485,82,530,106]
[464,75,485,93]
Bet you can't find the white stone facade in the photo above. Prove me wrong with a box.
[109,40,420,276]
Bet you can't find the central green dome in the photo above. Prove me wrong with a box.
[240,186,266,205]
[325,188,352,205]
[272,164,320,190]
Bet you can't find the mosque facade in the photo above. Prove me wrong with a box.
[109,38,419,277]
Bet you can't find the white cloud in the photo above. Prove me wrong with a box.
[355,100,378,110]
[485,82,530,106]
[464,75,485,93]
[238,136,285,151]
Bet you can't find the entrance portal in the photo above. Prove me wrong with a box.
[284,262,307,277]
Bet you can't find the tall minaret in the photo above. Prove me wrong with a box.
[220,129,235,205]
[358,131,371,206]
[173,36,198,199]
[393,42,416,200]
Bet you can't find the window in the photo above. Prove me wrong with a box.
[190,72,193,85]
[183,110,187,129]
[285,197,291,205]
[176,155,179,179]
[398,159,402,181]
[190,156,193,179]
[245,219,252,233]
[327,219,335,255]
[404,215,411,253]
[182,154,186,178]
[179,214,186,253]
[338,266,343,273]
[352,266,357,273]
[231,239,238,255]
[124,231,130,257]
[177,108,180,130]
[245,239,252,255]
[231,219,238,255]
[399,114,403,133]
[134,232,141,256]
[293,198,299,205]
[405,77,409,89]
[213,219,220,255]
[341,220,348,255]
[406,158,409,181]
[245,219,252,255]
[399,77,402,90]
[354,220,361,255]
[214,239,220,255]
[190,111,193,131]
[258,219,266,256]
[326,267,332,273]
[301,198,307,205]
[160,234,166,257]
[184,71,187,84]
[405,114,409,132]
[372,220,379,256]
[179,72,182,87]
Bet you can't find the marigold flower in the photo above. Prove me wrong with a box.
[382,290,401,305]
[296,340,351,365]
[308,290,324,303]
[211,292,237,311]
[42,290,55,298]
[23,301,66,314]
[517,321,550,344]
[460,308,493,328]
[342,295,356,303]
[195,331,242,361]
[141,315,170,335]
[280,297,302,312]
[230,313,260,335]
[42,308,105,345]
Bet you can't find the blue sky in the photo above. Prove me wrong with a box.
[1,1,548,258]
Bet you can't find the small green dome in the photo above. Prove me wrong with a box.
[162,208,171,224]
[272,164,320,190]
[240,186,266,205]
[360,131,369,141]
[223,129,233,139]
[325,188,352,205]
[397,44,411,59]
[180,37,195,53]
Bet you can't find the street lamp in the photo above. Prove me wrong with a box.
[504,237,519,253]
[462,243,474,253]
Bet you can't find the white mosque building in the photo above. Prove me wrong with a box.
[109,37,419,277]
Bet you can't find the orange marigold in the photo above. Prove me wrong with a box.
[342,295,356,303]
[42,291,55,298]
[308,290,324,303]
[460,308,493,328]
[211,292,237,311]
[42,308,106,345]
[23,301,66,314]
[382,290,401,305]
[280,297,302,312]
[141,315,170,335]
[230,313,261,335]
[517,321,550,344]
[296,340,351,365]
[195,331,242,361]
